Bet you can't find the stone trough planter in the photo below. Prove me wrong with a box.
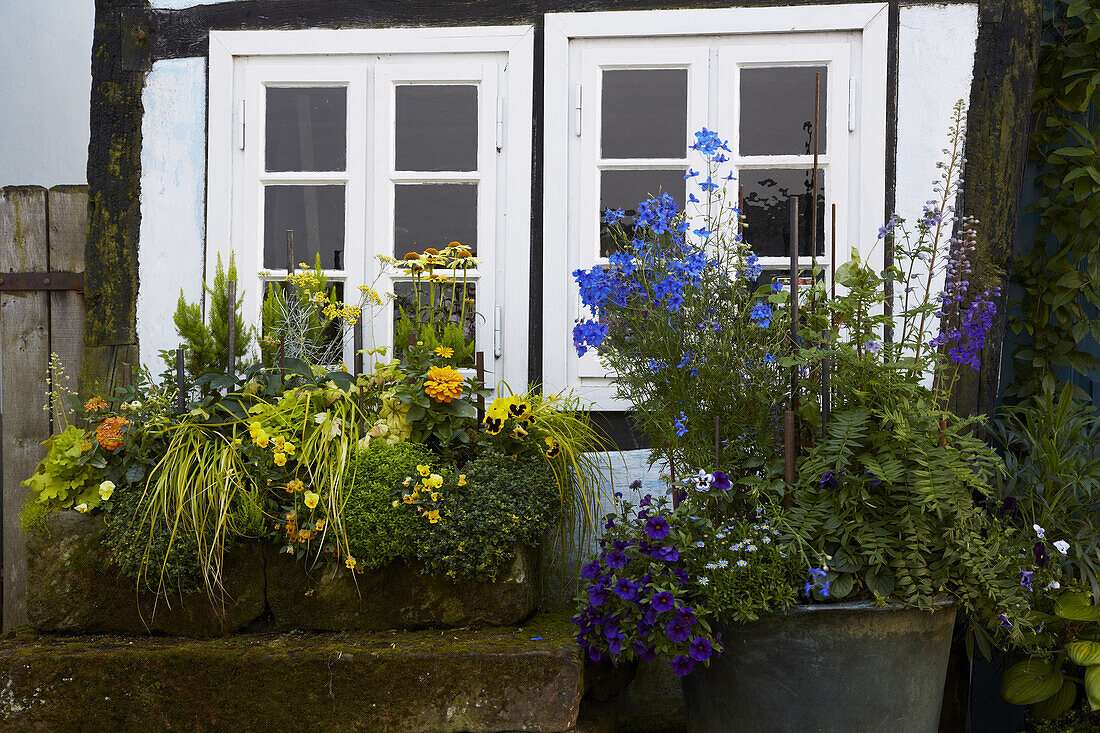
[26,511,539,636]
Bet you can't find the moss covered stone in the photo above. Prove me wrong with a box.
[266,543,539,632]
[0,611,582,732]
[26,511,264,637]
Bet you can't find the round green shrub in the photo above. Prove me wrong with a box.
[417,451,559,581]
[343,440,438,571]
[103,483,205,594]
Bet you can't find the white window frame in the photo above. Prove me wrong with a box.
[207,27,534,390]
[543,5,888,409]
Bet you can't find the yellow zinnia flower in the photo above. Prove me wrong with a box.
[424,365,464,403]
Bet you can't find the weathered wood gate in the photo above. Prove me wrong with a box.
[0,185,87,631]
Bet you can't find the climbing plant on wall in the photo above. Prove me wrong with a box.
[1008,0,1100,401]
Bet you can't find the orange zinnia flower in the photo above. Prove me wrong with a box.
[95,416,131,450]
[84,396,109,412]
[423,366,464,403]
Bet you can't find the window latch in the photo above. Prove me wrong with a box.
[494,305,503,357]
[236,99,246,150]
[572,84,582,136]
[848,78,856,133]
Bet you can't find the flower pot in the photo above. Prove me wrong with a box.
[681,600,957,733]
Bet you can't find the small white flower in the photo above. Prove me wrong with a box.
[736,560,748,568]
[761,536,772,544]
[1047,581,1061,591]
[74,503,89,513]
[698,576,710,586]
[1033,524,1046,539]
[746,544,758,552]
[716,559,728,569]
[1054,540,1070,555]
[129,400,142,410]
[98,481,115,501]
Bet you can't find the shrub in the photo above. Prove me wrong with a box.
[416,451,559,581]
[103,482,205,595]
[344,441,437,570]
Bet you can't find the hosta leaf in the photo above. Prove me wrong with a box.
[1000,660,1064,706]
[1054,592,1100,622]
[1030,678,1076,720]
[1067,640,1100,667]
[1087,665,1100,711]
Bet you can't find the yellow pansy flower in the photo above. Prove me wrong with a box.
[417,464,431,477]
[304,491,319,509]
[458,474,467,486]
[273,452,287,466]
[345,556,357,570]
[426,510,441,524]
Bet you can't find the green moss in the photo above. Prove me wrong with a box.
[343,441,437,570]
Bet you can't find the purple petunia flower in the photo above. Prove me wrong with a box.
[605,551,630,569]
[654,546,680,563]
[689,637,712,662]
[676,606,696,625]
[638,492,651,506]
[670,655,695,677]
[614,578,639,601]
[588,646,603,662]
[711,471,731,491]
[581,561,601,579]
[651,591,675,613]
[589,585,608,607]
[666,618,692,643]
[646,516,671,540]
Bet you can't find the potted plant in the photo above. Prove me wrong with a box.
[572,112,1032,732]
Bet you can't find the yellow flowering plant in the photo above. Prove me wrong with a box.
[391,461,458,525]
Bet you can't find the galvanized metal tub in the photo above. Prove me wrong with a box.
[682,600,957,733]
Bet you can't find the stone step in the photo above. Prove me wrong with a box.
[0,613,582,733]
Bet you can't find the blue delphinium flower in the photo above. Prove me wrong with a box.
[745,253,763,281]
[604,207,626,224]
[674,411,688,437]
[572,319,610,357]
[749,301,772,328]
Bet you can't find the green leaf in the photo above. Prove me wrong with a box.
[865,566,896,598]
[1000,660,1064,706]
[1067,640,1100,667]
[829,572,854,598]
[1054,592,1100,622]
[1030,679,1076,720]
[1087,665,1100,711]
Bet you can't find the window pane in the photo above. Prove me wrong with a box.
[263,185,346,270]
[395,85,478,172]
[740,169,825,258]
[265,87,347,172]
[394,184,478,257]
[599,169,686,257]
[601,69,688,159]
[739,67,827,156]
[392,280,476,365]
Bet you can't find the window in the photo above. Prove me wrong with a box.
[543,6,888,409]
[207,28,534,389]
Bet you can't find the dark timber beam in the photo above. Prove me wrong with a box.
[953,0,1041,418]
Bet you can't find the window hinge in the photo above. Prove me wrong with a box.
[496,96,504,152]
[494,305,503,357]
[572,84,582,136]
[236,99,246,150]
[847,78,856,133]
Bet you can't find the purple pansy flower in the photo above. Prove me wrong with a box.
[711,471,731,491]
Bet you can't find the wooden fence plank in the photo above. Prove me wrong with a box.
[48,186,88,430]
[0,186,50,631]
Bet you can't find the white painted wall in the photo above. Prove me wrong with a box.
[138,59,208,370]
[0,0,94,187]
[895,4,979,350]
